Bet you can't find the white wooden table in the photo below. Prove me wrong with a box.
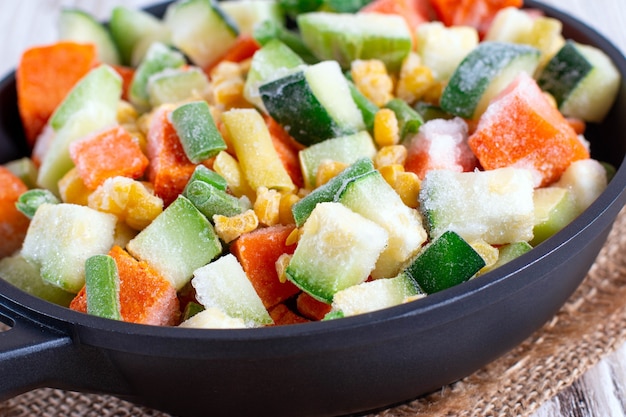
[0,1,624,416]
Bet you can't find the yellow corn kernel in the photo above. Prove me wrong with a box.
[285,227,301,246]
[210,61,251,110]
[374,145,407,169]
[275,253,292,284]
[279,193,300,225]
[213,151,256,201]
[254,186,281,226]
[393,171,421,208]
[470,239,499,275]
[88,177,164,230]
[117,100,139,125]
[379,164,404,187]
[350,59,394,107]
[396,53,437,105]
[213,209,259,243]
[315,160,348,187]
[373,108,400,147]
[58,167,92,205]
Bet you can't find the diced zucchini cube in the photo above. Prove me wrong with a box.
[0,253,75,306]
[126,195,222,291]
[420,167,535,245]
[329,274,424,318]
[286,202,389,303]
[339,170,428,278]
[21,203,118,293]
[402,230,485,294]
[192,254,273,327]
[297,12,412,71]
[148,67,212,108]
[416,22,478,81]
[298,131,376,189]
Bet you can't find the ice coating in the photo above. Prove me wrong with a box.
[420,167,535,245]
[468,72,590,187]
[405,117,478,179]
[20,203,118,293]
[287,202,389,302]
[192,254,273,327]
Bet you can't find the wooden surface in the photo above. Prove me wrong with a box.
[0,1,624,416]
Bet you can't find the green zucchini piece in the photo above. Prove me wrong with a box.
[58,8,121,65]
[16,189,60,219]
[192,254,273,327]
[339,169,428,279]
[260,60,365,146]
[291,157,375,227]
[126,195,222,291]
[253,20,319,64]
[244,39,306,111]
[299,130,376,189]
[440,41,541,120]
[286,202,389,302]
[402,230,485,294]
[537,40,621,122]
[329,273,423,317]
[220,0,284,34]
[0,254,75,307]
[479,241,533,275]
[50,64,122,132]
[170,101,226,163]
[297,12,412,71]
[531,187,578,246]
[129,42,186,111]
[148,67,211,108]
[164,0,239,69]
[420,167,535,245]
[85,254,122,320]
[21,203,118,293]
[109,5,171,66]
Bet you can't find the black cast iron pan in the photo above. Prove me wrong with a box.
[1,1,626,416]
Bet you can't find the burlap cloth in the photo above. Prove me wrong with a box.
[1,206,626,417]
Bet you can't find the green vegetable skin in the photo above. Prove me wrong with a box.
[3,0,619,327]
[85,254,122,320]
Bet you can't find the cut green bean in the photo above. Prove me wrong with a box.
[85,254,122,320]
[15,189,61,219]
[170,100,227,164]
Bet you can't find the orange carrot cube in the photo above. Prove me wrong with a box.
[17,42,98,147]
[69,125,149,190]
[0,167,30,258]
[468,73,590,187]
[269,303,309,326]
[296,292,332,321]
[145,108,197,206]
[230,224,300,309]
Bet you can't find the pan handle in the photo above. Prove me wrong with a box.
[0,303,133,401]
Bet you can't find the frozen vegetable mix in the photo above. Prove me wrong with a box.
[0,0,620,328]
